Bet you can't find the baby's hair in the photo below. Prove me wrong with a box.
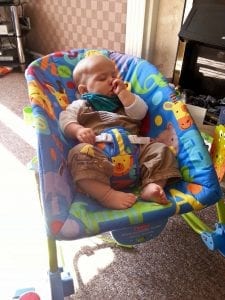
[73,58,88,87]
[73,54,113,87]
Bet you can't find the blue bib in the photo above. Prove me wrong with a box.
[81,93,122,112]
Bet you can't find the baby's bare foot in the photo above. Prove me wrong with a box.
[102,189,137,209]
[141,183,169,205]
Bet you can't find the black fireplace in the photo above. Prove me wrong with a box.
[173,0,225,125]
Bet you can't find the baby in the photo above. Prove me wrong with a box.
[59,54,181,209]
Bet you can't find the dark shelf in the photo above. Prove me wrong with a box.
[0,3,26,71]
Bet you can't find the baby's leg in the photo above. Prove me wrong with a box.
[77,179,137,210]
[141,180,169,205]
[139,142,181,205]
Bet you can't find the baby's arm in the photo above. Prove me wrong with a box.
[113,78,135,107]
[59,100,95,144]
[64,123,95,144]
[113,78,148,120]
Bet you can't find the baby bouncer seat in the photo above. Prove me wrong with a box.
[25,49,225,299]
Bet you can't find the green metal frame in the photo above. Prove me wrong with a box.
[182,197,225,256]
[182,199,225,234]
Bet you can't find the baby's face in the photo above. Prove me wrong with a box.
[85,56,118,96]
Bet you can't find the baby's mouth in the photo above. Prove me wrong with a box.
[109,89,115,95]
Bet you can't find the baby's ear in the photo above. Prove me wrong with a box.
[78,84,88,95]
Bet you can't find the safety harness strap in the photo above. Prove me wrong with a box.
[96,133,151,144]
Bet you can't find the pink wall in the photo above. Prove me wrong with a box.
[25,0,127,55]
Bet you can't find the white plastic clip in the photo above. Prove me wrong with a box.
[96,133,113,142]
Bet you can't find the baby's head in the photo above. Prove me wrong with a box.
[73,55,118,96]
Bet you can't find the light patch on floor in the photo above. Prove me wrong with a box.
[77,247,115,285]
[0,127,50,298]
[0,103,36,148]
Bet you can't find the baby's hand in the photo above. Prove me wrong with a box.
[112,78,127,95]
[76,127,96,144]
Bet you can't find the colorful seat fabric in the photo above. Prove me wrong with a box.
[25,49,222,240]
